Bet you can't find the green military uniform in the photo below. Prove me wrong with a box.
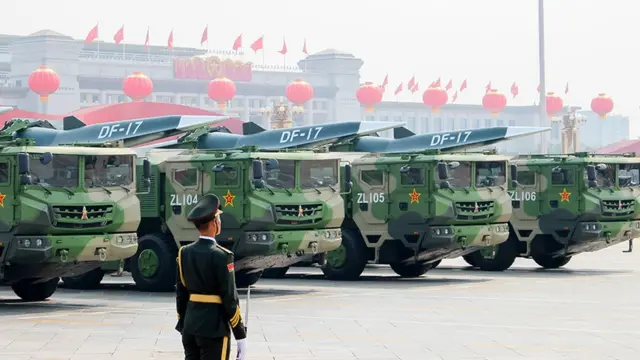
[176,194,247,360]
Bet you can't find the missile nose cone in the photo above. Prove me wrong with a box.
[0,106,13,115]
[358,121,406,134]
[504,126,551,138]
[176,115,232,130]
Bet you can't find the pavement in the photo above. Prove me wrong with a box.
[0,242,639,360]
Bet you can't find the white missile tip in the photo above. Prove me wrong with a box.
[177,116,232,130]
[358,121,407,135]
[505,126,551,138]
[0,107,13,114]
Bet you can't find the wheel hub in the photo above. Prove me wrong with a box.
[326,244,347,268]
[138,249,160,278]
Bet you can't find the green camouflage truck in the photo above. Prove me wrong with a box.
[308,150,513,280]
[463,152,640,271]
[127,148,350,291]
[0,142,148,301]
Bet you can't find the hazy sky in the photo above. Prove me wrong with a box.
[4,0,638,134]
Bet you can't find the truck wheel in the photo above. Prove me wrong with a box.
[262,267,289,279]
[532,254,572,269]
[130,233,177,292]
[235,270,263,288]
[11,277,59,301]
[321,229,367,281]
[61,268,105,289]
[430,260,442,269]
[389,262,431,278]
[462,254,479,267]
[468,240,517,272]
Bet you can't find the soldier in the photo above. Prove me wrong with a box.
[176,194,248,360]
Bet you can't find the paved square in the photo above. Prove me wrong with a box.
[1,242,639,360]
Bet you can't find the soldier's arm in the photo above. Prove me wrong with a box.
[217,252,247,340]
[176,247,188,323]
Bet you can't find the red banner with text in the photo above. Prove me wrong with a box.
[173,56,252,82]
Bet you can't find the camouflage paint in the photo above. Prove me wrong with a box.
[0,145,140,284]
[135,148,344,275]
[509,153,640,257]
[336,151,512,265]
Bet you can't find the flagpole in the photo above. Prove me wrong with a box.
[96,23,100,59]
[207,24,210,54]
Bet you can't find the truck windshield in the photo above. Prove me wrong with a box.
[84,155,134,188]
[265,159,295,189]
[30,154,79,188]
[476,161,507,188]
[618,163,640,186]
[300,159,338,189]
[436,161,472,189]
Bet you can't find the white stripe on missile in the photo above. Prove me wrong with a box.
[504,126,551,139]
[176,116,232,131]
[357,121,407,136]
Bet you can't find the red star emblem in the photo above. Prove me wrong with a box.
[409,188,421,204]
[227,263,234,272]
[473,202,479,213]
[0,192,5,208]
[223,189,235,207]
[618,200,623,210]
[81,206,88,220]
[559,188,571,202]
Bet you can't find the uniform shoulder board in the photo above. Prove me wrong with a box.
[216,244,233,255]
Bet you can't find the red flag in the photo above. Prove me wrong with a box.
[251,36,263,52]
[459,79,467,92]
[113,25,124,45]
[510,82,519,98]
[381,74,388,89]
[434,77,441,88]
[279,38,288,55]
[407,76,415,91]
[485,81,492,93]
[411,82,419,94]
[167,30,174,50]
[84,24,99,44]
[452,90,458,102]
[302,38,308,55]
[394,83,403,95]
[201,26,208,45]
[144,28,150,49]
[232,34,242,51]
[445,79,452,91]
[565,82,569,94]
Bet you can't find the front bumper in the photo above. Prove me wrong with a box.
[235,228,342,257]
[565,220,640,253]
[4,233,138,264]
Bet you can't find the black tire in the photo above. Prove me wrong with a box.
[130,233,177,292]
[389,262,431,278]
[261,267,289,279]
[321,229,367,281]
[61,268,105,289]
[11,277,59,301]
[532,254,572,269]
[462,254,479,267]
[430,259,442,269]
[235,270,263,288]
[468,239,518,272]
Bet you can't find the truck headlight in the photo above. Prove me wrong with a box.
[36,239,43,247]
[23,239,31,247]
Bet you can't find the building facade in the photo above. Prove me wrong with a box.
[0,30,630,153]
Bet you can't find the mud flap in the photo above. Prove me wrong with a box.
[623,239,633,253]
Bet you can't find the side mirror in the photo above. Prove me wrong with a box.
[18,152,30,174]
[344,164,352,192]
[143,159,151,180]
[586,165,598,187]
[40,152,53,165]
[212,164,225,172]
[510,164,519,187]
[437,162,449,180]
[596,163,608,171]
[448,161,460,169]
[400,165,411,173]
[252,160,264,180]
[265,158,279,171]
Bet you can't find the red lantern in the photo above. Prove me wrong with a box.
[285,79,314,107]
[356,82,383,112]
[422,87,448,113]
[482,89,507,116]
[28,65,60,103]
[591,93,614,119]
[208,77,236,109]
[123,72,153,102]
[545,92,564,118]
